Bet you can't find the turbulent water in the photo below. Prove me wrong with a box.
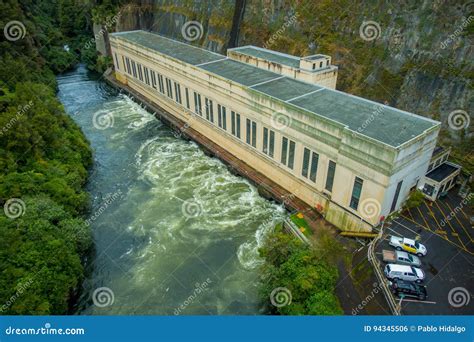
[57,65,285,315]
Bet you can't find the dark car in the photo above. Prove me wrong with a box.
[389,279,427,300]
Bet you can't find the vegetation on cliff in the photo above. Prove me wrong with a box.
[259,225,343,315]
[0,0,93,314]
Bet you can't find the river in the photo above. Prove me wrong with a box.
[56,65,285,315]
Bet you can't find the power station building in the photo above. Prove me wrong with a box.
[109,30,442,232]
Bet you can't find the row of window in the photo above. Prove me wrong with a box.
[116,54,369,213]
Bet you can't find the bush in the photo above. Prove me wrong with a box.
[259,230,343,315]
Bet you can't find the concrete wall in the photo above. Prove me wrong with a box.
[110,36,438,232]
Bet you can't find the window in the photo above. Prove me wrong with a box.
[150,70,157,89]
[319,61,323,68]
[218,104,227,130]
[312,63,316,70]
[157,74,164,93]
[114,53,120,70]
[350,177,363,210]
[137,64,143,81]
[143,66,150,85]
[262,127,275,158]
[165,78,173,99]
[302,148,310,178]
[390,180,403,212]
[281,137,295,169]
[325,161,336,192]
[281,137,288,165]
[423,184,435,197]
[125,57,131,74]
[231,111,240,138]
[205,98,214,122]
[185,88,190,109]
[131,60,137,78]
[246,119,257,147]
[309,152,319,182]
[174,83,182,104]
[194,92,202,115]
[288,140,295,169]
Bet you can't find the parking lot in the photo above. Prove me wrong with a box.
[374,191,473,315]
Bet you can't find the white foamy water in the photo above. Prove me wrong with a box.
[58,65,285,315]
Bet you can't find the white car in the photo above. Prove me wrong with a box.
[384,264,425,283]
[389,236,427,256]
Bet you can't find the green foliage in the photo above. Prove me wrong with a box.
[0,197,92,314]
[0,0,93,315]
[404,190,425,209]
[259,230,343,315]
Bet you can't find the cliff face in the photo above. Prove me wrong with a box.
[112,0,473,171]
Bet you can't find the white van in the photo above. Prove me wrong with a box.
[384,264,425,283]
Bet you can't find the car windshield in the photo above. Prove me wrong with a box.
[415,241,420,249]
[411,266,417,274]
[408,254,414,261]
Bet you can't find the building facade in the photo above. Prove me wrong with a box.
[109,30,441,232]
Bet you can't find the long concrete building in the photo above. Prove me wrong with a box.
[109,30,441,232]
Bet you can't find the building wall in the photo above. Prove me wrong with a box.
[110,36,437,232]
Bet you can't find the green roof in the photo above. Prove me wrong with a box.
[200,59,278,87]
[111,30,439,147]
[111,30,223,66]
[229,46,301,68]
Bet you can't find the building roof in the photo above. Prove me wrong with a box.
[111,30,440,148]
[426,163,460,183]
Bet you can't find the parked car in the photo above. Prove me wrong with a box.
[389,236,427,256]
[389,279,427,301]
[382,250,421,267]
[384,264,425,283]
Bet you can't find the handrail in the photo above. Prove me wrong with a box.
[367,223,401,315]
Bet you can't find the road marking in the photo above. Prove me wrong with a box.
[432,200,468,250]
[443,200,473,241]
[390,218,418,235]
[416,205,431,230]
[395,217,473,256]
